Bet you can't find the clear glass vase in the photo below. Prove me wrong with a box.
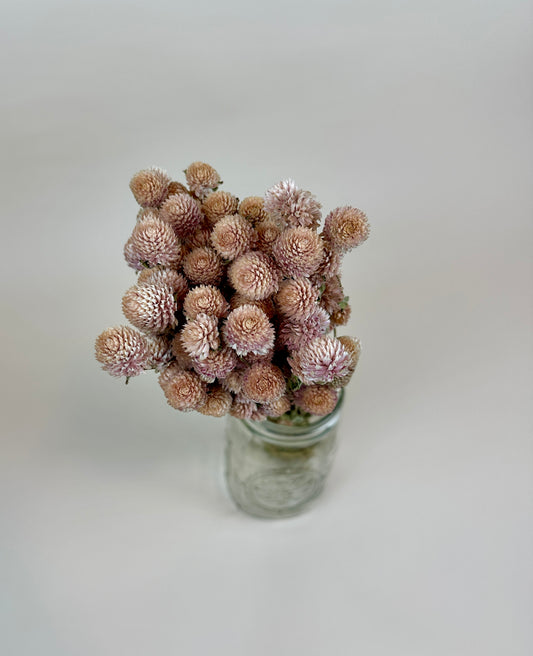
[224,392,343,518]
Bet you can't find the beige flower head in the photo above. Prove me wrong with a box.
[95,326,150,377]
[122,284,177,334]
[294,385,338,416]
[185,161,221,199]
[137,268,188,303]
[183,285,229,320]
[163,369,207,411]
[330,303,351,327]
[272,227,324,277]
[129,167,171,207]
[276,278,319,321]
[254,219,281,255]
[222,369,243,394]
[223,304,275,356]
[323,206,370,253]
[330,335,361,387]
[130,216,182,268]
[159,193,203,239]
[146,335,174,371]
[159,362,186,390]
[228,251,279,300]
[264,179,322,229]
[124,236,144,271]
[241,362,286,404]
[238,196,268,223]
[289,336,352,384]
[202,191,239,226]
[262,394,291,418]
[316,241,342,279]
[198,385,233,417]
[192,346,238,383]
[183,247,224,285]
[278,307,330,351]
[211,214,254,260]
[184,223,212,250]
[320,276,344,315]
[180,313,220,361]
[229,396,257,420]
[171,334,195,370]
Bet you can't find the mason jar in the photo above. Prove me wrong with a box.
[224,392,343,518]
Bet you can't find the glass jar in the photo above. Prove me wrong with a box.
[224,392,343,518]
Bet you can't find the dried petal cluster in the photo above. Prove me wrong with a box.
[96,163,370,423]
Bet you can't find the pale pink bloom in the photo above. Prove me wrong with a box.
[323,206,370,253]
[197,385,233,417]
[278,307,330,351]
[180,313,220,361]
[241,362,286,404]
[316,240,341,278]
[276,278,319,321]
[272,227,324,278]
[129,166,171,207]
[211,214,254,260]
[192,346,238,383]
[137,268,189,302]
[223,304,275,356]
[264,179,321,229]
[146,335,174,371]
[185,161,221,199]
[183,247,224,285]
[171,335,195,370]
[202,191,239,226]
[130,216,182,268]
[229,395,257,420]
[163,369,207,411]
[254,219,281,255]
[262,394,291,418]
[289,336,352,384]
[95,326,150,377]
[159,193,203,239]
[320,276,344,315]
[183,285,230,320]
[122,284,177,334]
[228,251,279,300]
[124,236,144,271]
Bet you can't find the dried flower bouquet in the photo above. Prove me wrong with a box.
[95,162,369,425]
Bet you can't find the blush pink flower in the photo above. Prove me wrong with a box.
[202,191,239,226]
[278,307,330,351]
[262,394,291,418]
[197,385,233,417]
[180,313,220,361]
[211,214,254,260]
[95,326,150,377]
[163,370,207,411]
[183,285,230,320]
[254,219,281,255]
[241,362,286,404]
[192,346,238,383]
[159,193,204,239]
[130,167,171,207]
[183,247,224,285]
[276,278,319,321]
[294,385,338,416]
[137,268,189,302]
[130,216,182,268]
[185,161,221,199]
[272,227,324,277]
[223,304,275,356]
[323,206,370,253]
[264,179,322,229]
[122,284,177,334]
[228,251,279,300]
[146,335,174,371]
[289,336,352,384]
[229,396,257,420]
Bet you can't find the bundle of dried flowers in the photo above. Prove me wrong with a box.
[95,162,370,424]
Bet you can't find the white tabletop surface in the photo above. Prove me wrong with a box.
[1,1,532,654]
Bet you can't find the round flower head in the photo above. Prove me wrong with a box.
[278,307,330,351]
[197,385,233,417]
[289,336,352,385]
[183,285,229,320]
[276,278,319,321]
[238,196,268,223]
[262,394,291,418]
[294,385,338,416]
[241,362,286,404]
[201,191,239,226]
[229,293,276,319]
[222,369,243,395]
[328,335,361,387]
[184,223,211,250]
[223,304,275,356]
[272,227,324,278]
[124,236,144,271]
[137,268,189,302]
[171,334,195,369]
[228,251,279,301]
[130,167,171,207]
[163,370,207,411]
[159,362,185,391]
[254,219,281,255]
[229,396,257,420]
[159,193,203,239]
[183,247,224,285]
[180,313,219,361]
[330,303,351,327]
[264,179,321,229]
[146,335,174,371]
[210,214,254,260]
[316,240,341,279]
[192,346,238,383]
[185,161,221,199]
[167,181,189,196]
[320,276,344,315]
[130,216,182,268]
[95,326,150,377]
[323,206,370,253]
[122,284,177,334]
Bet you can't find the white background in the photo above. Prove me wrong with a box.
[1,1,532,654]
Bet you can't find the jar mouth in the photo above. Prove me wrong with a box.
[239,389,344,447]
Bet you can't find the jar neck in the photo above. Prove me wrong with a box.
[239,390,344,448]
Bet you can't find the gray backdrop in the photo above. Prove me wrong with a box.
[1,1,532,654]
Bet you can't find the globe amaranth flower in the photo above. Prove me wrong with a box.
[183,247,224,285]
[192,346,238,383]
[130,216,182,268]
[130,167,171,207]
[289,336,351,384]
[201,191,239,226]
[171,334,195,370]
[95,326,150,377]
[327,335,361,387]
[241,362,286,404]
[163,369,207,411]
[330,303,351,327]
[197,385,233,417]
[159,362,186,391]
[137,268,189,302]
[185,161,221,199]
[210,214,254,260]
[180,313,220,361]
[223,304,275,356]
[276,278,319,321]
[229,396,257,420]
[183,223,212,250]
[264,179,321,229]
[316,240,341,279]
[272,227,324,278]
[183,285,230,320]
[124,236,144,271]
[228,251,279,301]
[320,276,344,315]
[146,335,174,371]
[238,196,268,223]
[278,307,330,351]
[262,394,291,418]
[221,369,243,395]
[323,206,370,253]
[122,283,177,334]
[159,193,203,239]
[254,219,281,255]
[294,385,338,416]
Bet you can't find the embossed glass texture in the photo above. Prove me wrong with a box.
[224,394,342,518]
